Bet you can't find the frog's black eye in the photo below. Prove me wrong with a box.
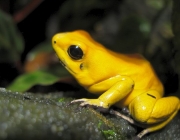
[67,45,83,60]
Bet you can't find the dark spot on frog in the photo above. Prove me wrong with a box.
[147,93,156,99]
[80,63,83,70]
[54,41,56,44]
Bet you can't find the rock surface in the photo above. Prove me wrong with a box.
[0,88,179,140]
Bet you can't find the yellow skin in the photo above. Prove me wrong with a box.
[52,30,180,139]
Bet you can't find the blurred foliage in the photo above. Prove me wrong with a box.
[172,0,180,97]
[0,0,178,94]
[7,70,59,92]
[0,9,23,63]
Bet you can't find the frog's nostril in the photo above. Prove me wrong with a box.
[54,41,56,44]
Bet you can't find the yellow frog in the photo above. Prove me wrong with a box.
[52,30,180,139]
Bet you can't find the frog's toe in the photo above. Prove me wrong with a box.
[71,98,87,104]
[80,101,109,113]
[79,101,90,107]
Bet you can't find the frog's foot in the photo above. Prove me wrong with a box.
[71,98,109,112]
[110,109,146,128]
[110,109,136,124]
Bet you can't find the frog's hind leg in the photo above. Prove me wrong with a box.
[128,90,180,139]
[136,110,178,139]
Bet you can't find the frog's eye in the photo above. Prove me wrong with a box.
[67,45,83,60]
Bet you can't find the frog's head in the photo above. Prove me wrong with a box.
[52,30,104,78]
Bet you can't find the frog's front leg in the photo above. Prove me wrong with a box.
[71,75,134,110]
[128,90,180,139]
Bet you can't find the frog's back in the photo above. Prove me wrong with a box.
[110,51,164,94]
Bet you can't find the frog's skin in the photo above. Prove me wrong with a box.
[52,30,180,139]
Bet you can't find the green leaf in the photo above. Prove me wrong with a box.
[7,70,60,92]
[0,10,24,63]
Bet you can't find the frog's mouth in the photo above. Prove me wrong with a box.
[59,59,66,67]
[59,59,75,74]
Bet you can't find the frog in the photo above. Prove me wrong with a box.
[52,30,180,139]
